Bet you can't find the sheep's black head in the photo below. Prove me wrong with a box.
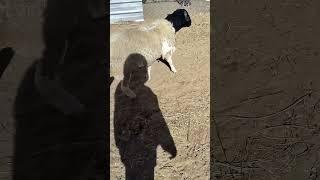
[165,9,192,32]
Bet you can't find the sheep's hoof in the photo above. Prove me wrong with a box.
[171,68,177,73]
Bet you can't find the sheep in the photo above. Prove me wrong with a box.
[110,9,192,98]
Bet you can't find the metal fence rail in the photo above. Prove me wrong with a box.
[110,0,144,24]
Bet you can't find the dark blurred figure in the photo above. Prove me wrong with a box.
[114,54,177,180]
[0,47,14,78]
[13,0,107,179]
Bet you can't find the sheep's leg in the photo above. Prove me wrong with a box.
[166,56,177,73]
[147,66,152,81]
[121,72,136,98]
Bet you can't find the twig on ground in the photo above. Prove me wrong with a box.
[213,118,228,162]
[214,90,284,114]
[214,161,259,172]
[187,118,191,142]
[222,92,312,120]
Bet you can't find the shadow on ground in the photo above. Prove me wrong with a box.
[12,0,107,179]
[114,53,177,180]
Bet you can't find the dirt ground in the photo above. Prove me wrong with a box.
[0,2,43,179]
[110,1,210,179]
[212,1,320,180]
[3,0,320,179]
[0,1,209,179]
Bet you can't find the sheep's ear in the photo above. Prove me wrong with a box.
[183,10,190,21]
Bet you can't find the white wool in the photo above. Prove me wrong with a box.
[110,19,176,81]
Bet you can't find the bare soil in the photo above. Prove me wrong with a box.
[110,1,210,179]
[212,1,320,180]
[3,0,320,180]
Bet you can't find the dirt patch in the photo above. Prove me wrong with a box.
[110,1,210,179]
[212,1,320,179]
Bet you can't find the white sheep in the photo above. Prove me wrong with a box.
[110,9,192,98]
